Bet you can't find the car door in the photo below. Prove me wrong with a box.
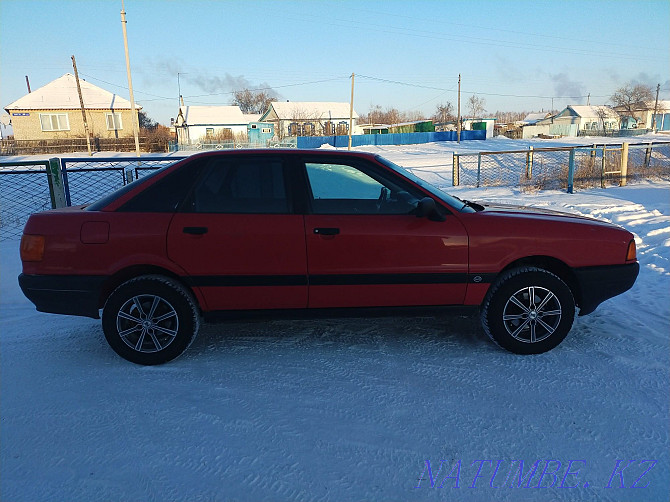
[167,155,308,311]
[302,157,469,309]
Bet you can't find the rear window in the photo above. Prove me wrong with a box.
[117,159,207,212]
[86,165,170,211]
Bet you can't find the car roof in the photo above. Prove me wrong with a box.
[185,149,379,161]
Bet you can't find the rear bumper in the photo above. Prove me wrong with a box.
[574,262,639,316]
[18,274,106,319]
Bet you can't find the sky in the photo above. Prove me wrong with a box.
[1,0,669,126]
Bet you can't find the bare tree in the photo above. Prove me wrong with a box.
[433,102,454,123]
[594,106,614,133]
[233,89,276,114]
[467,95,486,120]
[610,83,654,119]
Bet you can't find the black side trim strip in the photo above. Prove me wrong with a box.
[185,272,490,288]
[185,275,308,287]
[310,273,468,286]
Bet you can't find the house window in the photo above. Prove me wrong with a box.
[206,128,214,138]
[261,128,271,134]
[39,113,70,131]
[336,121,349,135]
[105,112,123,130]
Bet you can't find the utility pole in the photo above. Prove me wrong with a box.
[25,76,31,93]
[457,74,461,143]
[652,83,660,132]
[120,0,141,157]
[587,93,590,106]
[178,72,187,110]
[348,73,355,151]
[71,55,92,156]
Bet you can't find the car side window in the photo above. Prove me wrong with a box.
[187,158,289,214]
[305,162,421,215]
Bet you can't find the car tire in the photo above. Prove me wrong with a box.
[102,275,200,365]
[481,267,575,354]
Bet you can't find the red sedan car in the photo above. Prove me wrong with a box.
[19,150,639,364]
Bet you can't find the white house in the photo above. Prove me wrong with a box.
[537,105,620,134]
[260,102,358,138]
[175,105,248,145]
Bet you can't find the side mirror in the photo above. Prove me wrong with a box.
[416,197,446,221]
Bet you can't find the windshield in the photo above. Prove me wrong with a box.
[375,155,475,213]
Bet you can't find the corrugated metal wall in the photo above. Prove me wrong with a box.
[297,130,485,148]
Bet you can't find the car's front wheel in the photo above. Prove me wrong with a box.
[481,267,575,354]
[102,275,200,365]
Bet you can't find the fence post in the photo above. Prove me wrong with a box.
[644,142,652,168]
[125,168,134,185]
[477,153,482,188]
[620,143,629,186]
[46,158,67,208]
[601,146,607,189]
[452,153,459,186]
[567,149,575,194]
[526,146,533,179]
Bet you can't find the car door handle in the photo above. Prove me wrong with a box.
[183,226,208,235]
[313,227,340,236]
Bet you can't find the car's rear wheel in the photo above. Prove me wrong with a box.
[481,267,575,354]
[102,275,200,365]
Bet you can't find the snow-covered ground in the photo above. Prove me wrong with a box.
[1,145,669,501]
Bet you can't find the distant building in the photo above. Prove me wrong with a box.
[522,112,552,125]
[360,120,434,134]
[462,118,496,139]
[537,105,619,134]
[613,100,670,130]
[175,105,249,145]
[260,102,358,138]
[3,73,140,141]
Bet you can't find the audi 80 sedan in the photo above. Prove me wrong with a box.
[19,150,639,364]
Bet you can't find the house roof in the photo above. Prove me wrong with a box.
[523,112,551,123]
[178,105,246,125]
[4,73,138,111]
[262,102,358,121]
[243,113,262,123]
[567,105,619,119]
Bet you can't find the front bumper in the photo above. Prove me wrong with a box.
[574,262,639,316]
[18,274,106,319]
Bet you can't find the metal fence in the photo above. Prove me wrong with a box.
[171,139,297,152]
[453,142,670,192]
[60,156,186,206]
[0,156,185,240]
[0,160,53,240]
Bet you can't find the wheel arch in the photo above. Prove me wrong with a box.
[497,256,582,308]
[99,265,203,312]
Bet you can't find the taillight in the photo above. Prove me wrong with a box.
[626,239,637,261]
[20,235,45,262]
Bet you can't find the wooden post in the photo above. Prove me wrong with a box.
[121,0,141,157]
[620,142,629,186]
[601,146,607,188]
[452,153,459,186]
[526,146,533,179]
[71,55,92,156]
[644,142,652,168]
